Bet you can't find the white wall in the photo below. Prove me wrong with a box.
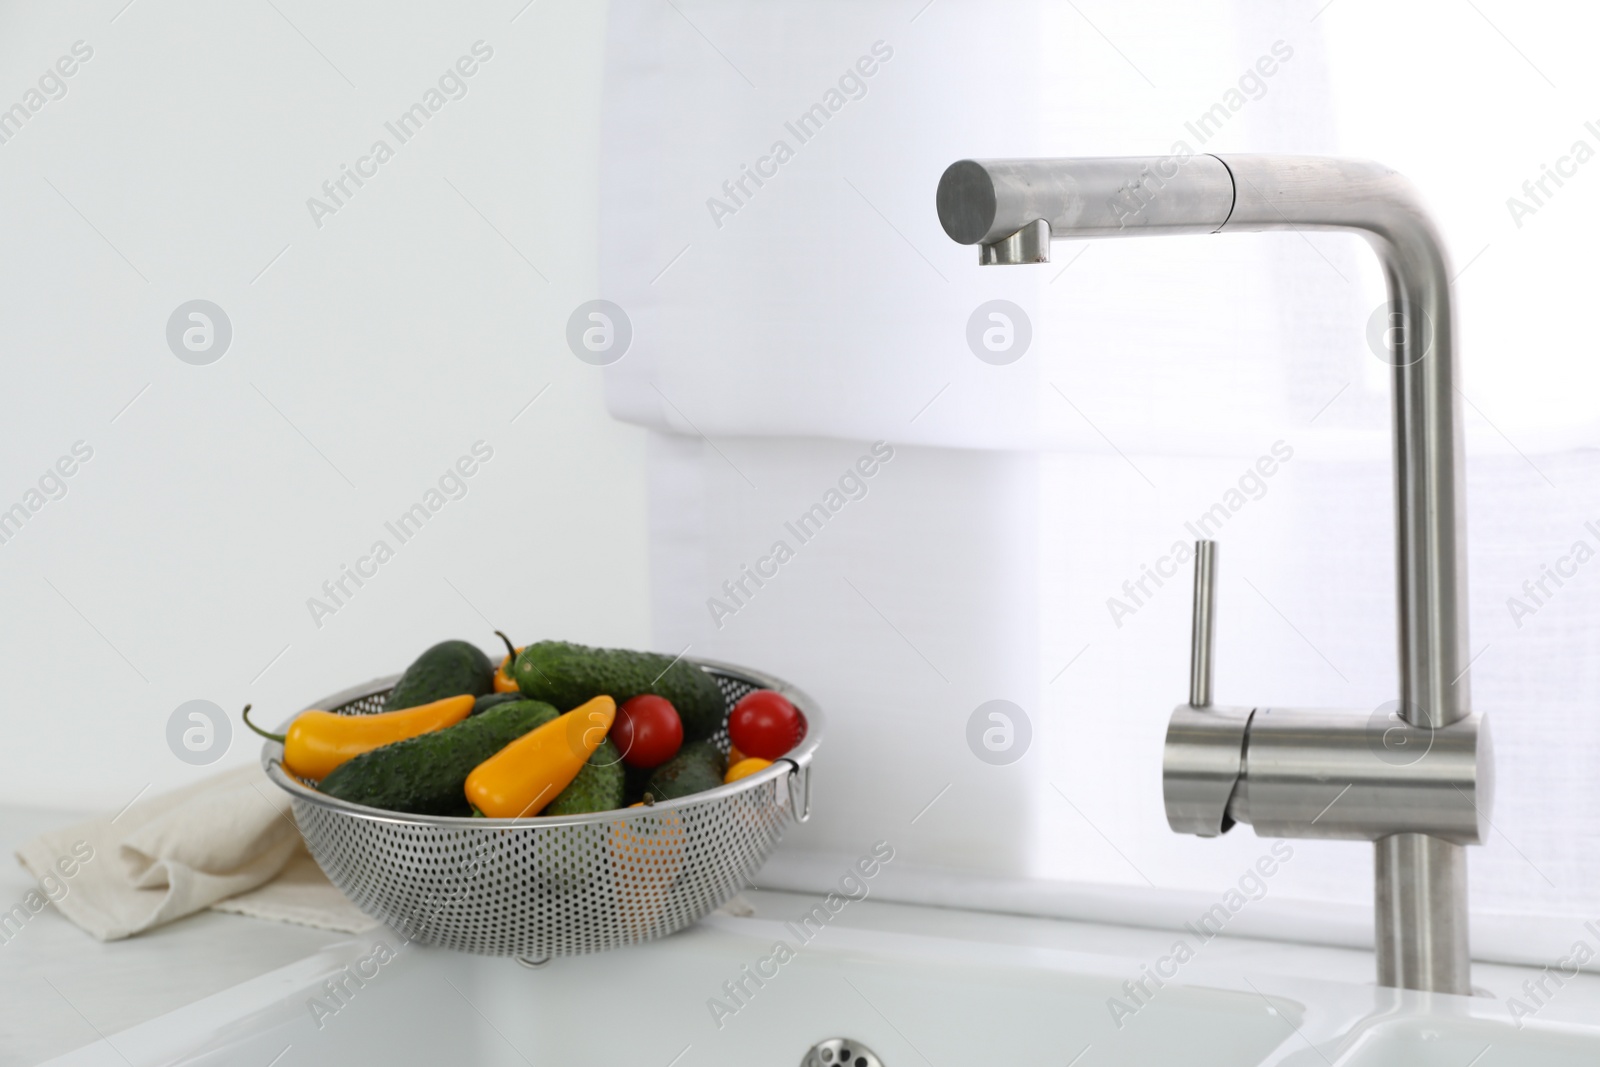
[593,0,1600,961]
[0,0,651,810]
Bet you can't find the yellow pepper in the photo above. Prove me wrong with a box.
[465,695,615,818]
[725,757,773,784]
[243,694,474,781]
[492,630,522,693]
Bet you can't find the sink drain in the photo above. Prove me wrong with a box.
[802,1037,884,1067]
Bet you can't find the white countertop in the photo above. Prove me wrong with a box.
[7,803,1599,1066]
[1,806,345,1067]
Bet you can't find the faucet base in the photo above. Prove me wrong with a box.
[1376,833,1472,994]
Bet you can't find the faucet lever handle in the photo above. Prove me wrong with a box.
[1189,540,1217,707]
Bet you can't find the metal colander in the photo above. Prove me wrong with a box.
[261,657,820,959]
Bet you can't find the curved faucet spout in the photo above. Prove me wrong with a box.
[937,153,1468,729]
[936,154,1475,994]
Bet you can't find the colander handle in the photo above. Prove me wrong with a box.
[778,757,811,822]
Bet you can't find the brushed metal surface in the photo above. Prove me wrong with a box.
[938,155,1482,993]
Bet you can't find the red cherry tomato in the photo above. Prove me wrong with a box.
[728,689,804,760]
[613,695,683,769]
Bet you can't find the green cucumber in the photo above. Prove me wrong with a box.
[545,739,626,815]
[382,640,494,712]
[471,692,523,716]
[512,640,724,742]
[319,699,557,815]
[645,741,727,802]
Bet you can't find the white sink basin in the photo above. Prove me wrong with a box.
[33,891,1600,1067]
[1332,1016,1600,1067]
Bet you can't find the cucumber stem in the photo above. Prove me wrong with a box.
[241,704,287,743]
[494,630,517,661]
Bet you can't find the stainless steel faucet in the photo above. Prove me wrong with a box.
[935,155,1492,995]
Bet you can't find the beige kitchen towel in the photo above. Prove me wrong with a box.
[15,764,374,940]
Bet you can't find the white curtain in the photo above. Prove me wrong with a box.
[600,0,1600,967]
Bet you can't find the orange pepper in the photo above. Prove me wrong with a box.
[243,694,474,781]
[725,757,773,784]
[465,696,615,818]
[492,630,522,693]
[608,805,685,935]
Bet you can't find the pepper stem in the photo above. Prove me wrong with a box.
[494,630,518,661]
[240,704,287,743]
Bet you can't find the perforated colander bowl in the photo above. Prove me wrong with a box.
[261,657,820,959]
